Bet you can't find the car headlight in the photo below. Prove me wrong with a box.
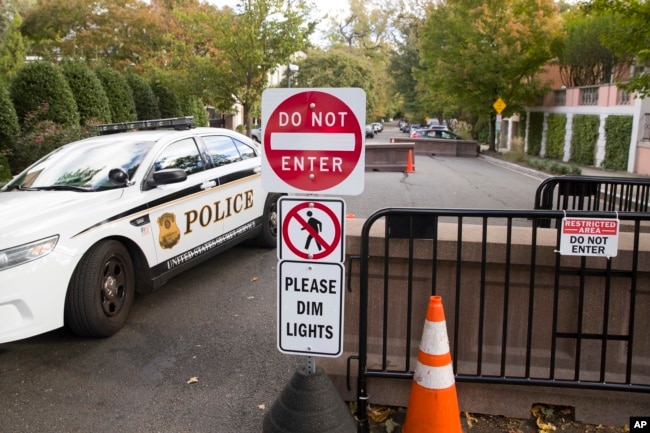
[0,235,59,271]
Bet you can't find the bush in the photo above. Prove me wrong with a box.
[0,153,11,182]
[62,61,111,125]
[9,105,98,173]
[10,61,79,129]
[602,115,633,171]
[527,112,544,156]
[570,115,598,166]
[125,72,160,121]
[0,82,20,158]
[150,77,181,119]
[94,66,136,123]
[179,95,208,127]
[545,113,566,160]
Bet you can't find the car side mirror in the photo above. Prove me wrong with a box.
[146,168,188,188]
[108,168,130,186]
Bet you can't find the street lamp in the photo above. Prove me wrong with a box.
[287,64,299,88]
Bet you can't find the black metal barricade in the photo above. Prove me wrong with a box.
[534,176,650,227]
[351,208,650,433]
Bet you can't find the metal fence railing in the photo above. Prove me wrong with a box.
[351,208,650,433]
[534,176,650,227]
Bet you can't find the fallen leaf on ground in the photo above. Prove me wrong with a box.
[536,416,557,432]
[367,404,394,423]
[258,404,266,410]
[464,411,478,427]
[187,377,198,384]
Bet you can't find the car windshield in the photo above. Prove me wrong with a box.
[4,136,156,191]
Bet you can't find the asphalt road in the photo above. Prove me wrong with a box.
[0,129,547,433]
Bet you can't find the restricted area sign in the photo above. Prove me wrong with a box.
[261,88,366,196]
[559,217,619,257]
[278,260,344,357]
[278,196,345,262]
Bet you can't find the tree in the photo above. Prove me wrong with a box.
[585,0,650,97]
[203,0,316,135]
[294,48,378,119]
[554,9,626,87]
[323,0,396,51]
[20,0,169,69]
[387,1,431,121]
[0,12,26,84]
[417,0,564,150]
[62,61,112,125]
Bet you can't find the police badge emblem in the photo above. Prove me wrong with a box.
[157,213,181,249]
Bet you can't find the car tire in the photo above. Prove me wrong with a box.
[253,193,282,248]
[65,240,135,337]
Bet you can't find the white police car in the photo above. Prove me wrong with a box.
[0,117,281,343]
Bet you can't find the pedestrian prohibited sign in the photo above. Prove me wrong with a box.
[261,88,366,196]
[278,196,346,262]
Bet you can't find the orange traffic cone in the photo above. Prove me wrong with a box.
[402,295,462,433]
[404,149,415,173]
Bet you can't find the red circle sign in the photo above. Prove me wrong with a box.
[282,201,341,261]
[264,91,362,192]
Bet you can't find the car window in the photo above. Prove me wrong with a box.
[441,131,457,139]
[153,138,205,175]
[3,137,155,191]
[202,135,243,166]
[233,138,257,160]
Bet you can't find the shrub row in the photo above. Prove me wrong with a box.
[0,61,209,179]
[527,112,633,170]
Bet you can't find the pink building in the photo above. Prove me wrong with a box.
[505,67,650,175]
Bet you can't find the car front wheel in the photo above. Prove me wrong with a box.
[253,193,282,248]
[65,240,135,337]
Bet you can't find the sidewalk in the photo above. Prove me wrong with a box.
[480,152,648,179]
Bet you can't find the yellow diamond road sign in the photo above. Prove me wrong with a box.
[493,97,506,114]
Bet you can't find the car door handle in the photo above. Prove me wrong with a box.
[201,180,217,190]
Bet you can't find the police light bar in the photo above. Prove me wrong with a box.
[97,116,194,134]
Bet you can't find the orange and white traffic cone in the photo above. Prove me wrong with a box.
[404,149,415,173]
[402,295,462,433]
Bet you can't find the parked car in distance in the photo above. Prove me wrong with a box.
[410,125,452,138]
[371,122,383,134]
[419,129,463,140]
[251,127,262,143]
[365,124,375,138]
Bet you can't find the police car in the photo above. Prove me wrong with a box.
[0,117,282,343]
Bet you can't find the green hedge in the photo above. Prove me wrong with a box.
[10,61,79,129]
[545,113,566,160]
[0,82,20,157]
[151,77,181,119]
[602,115,632,171]
[528,112,544,156]
[126,72,160,121]
[62,61,111,125]
[94,66,136,123]
[570,114,598,165]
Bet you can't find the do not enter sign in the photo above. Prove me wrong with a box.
[261,88,366,196]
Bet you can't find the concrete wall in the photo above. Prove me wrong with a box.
[389,136,479,157]
[320,218,650,427]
